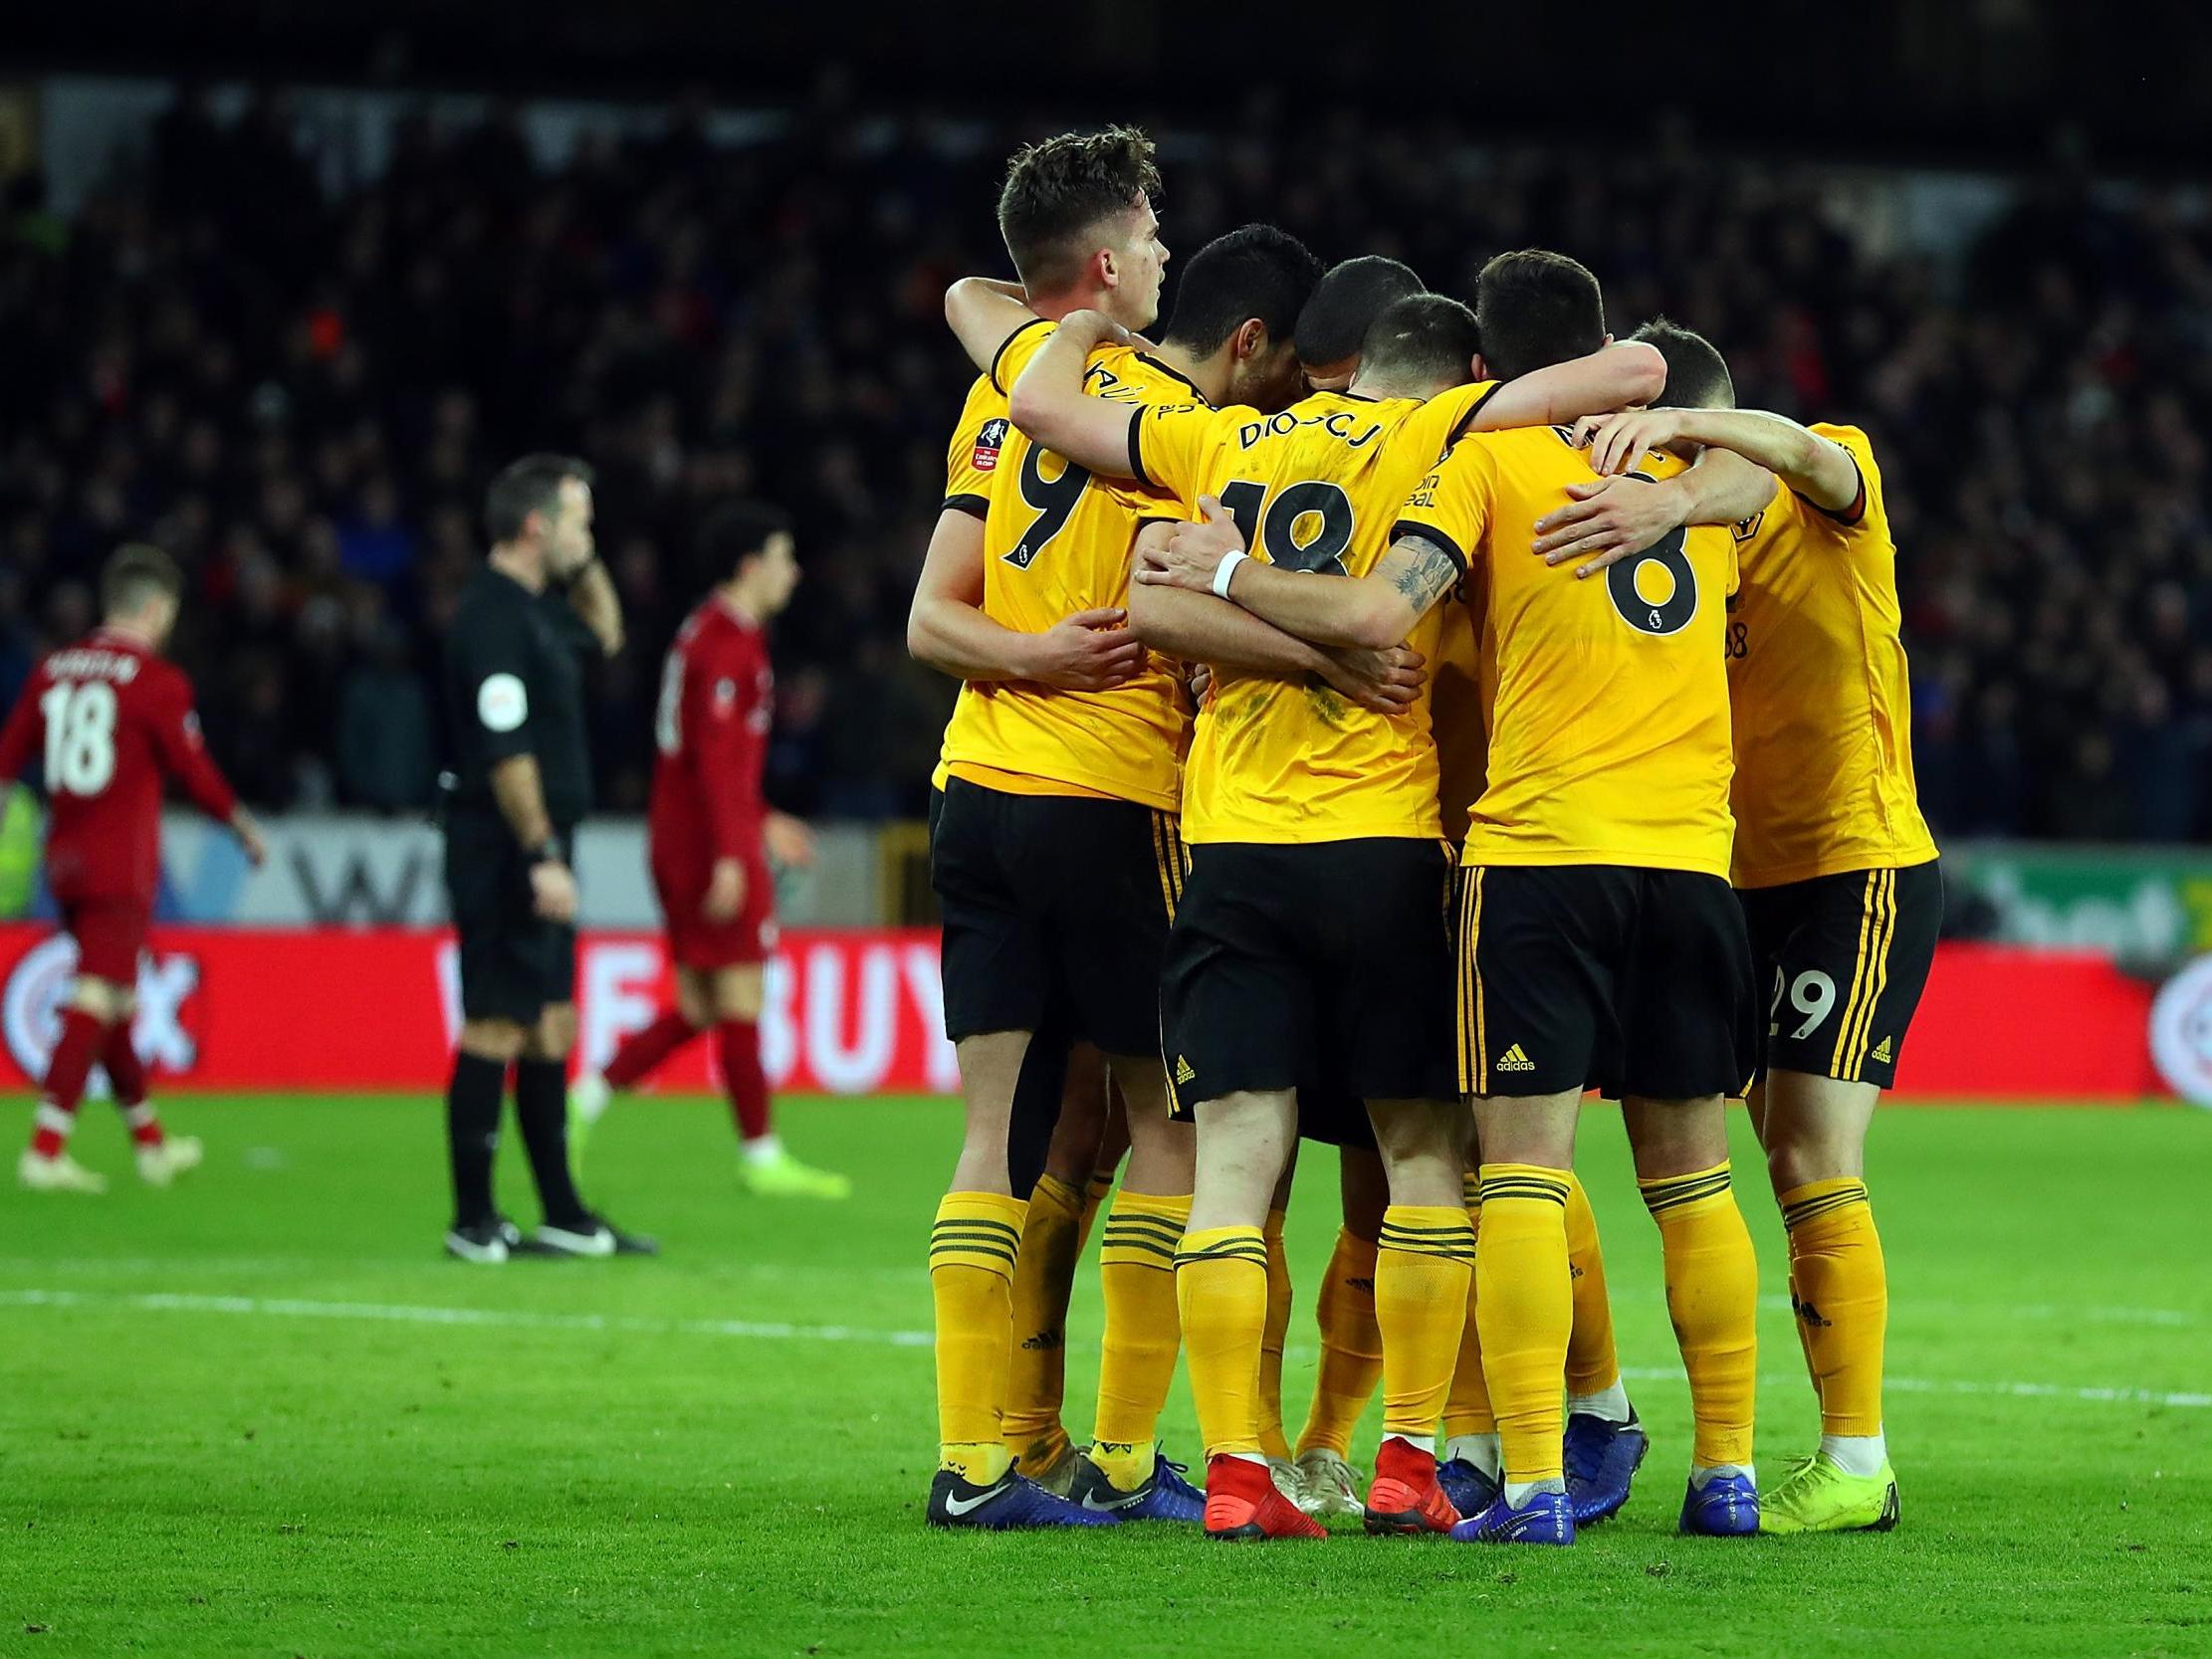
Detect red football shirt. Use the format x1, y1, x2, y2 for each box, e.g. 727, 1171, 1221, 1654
647, 596, 772, 879
0, 629, 240, 906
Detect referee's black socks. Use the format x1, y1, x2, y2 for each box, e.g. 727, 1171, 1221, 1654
514, 1056, 589, 1230
446, 1051, 507, 1230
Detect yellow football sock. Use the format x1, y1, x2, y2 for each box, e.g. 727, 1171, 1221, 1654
1376, 1204, 1474, 1440
1638, 1160, 1759, 1469
1089, 1189, 1192, 1486
1442, 1183, 1493, 1437
1256, 1208, 1293, 1460
1476, 1164, 1573, 1484
1562, 1170, 1622, 1397
1174, 1225, 1268, 1458
1294, 1227, 1383, 1458
931, 1191, 1026, 1482
1780, 1177, 1886, 1438
1001, 1172, 1084, 1473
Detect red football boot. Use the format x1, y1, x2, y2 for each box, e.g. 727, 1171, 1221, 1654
1203, 1453, 1326, 1540
1364, 1435, 1461, 1536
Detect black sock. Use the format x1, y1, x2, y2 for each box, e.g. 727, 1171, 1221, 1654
446, 1051, 507, 1231
514, 1057, 588, 1229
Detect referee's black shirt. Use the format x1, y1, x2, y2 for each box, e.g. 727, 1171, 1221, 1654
443, 563, 596, 830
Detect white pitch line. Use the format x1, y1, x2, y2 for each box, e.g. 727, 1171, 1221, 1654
5, 1266, 2199, 1325
1, 1288, 2203, 1409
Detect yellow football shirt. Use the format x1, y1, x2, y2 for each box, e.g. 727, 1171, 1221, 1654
1127, 382, 1500, 843
1727, 423, 1937, 887
939, 319, 1198, 811
1396, 426, 1739, 878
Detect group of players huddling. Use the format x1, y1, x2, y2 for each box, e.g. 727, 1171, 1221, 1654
909, 125, 1940, 1545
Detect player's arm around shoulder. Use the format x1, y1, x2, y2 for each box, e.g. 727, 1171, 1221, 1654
1467, 339, 1668, 434
1136, 495, 1457, 652
1004, 309, 1145, 477
1531, 408, 1780, 578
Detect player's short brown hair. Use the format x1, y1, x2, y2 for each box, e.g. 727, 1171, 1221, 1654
484, 453, 595, 546
1474, 249, 1606, 381
1295, 255, 1425, 370
1631, 317, 1736, 411
100, 543, 183, 617
996, 125, 1161, 295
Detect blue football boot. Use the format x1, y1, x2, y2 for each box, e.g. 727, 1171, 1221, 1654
1449, 1486, 1575, 1546
1563, 1409, 1649, 1527
1065, 1451, 1206, 1523
926, 1467, 1119, 1530
1678, 1469, 1760, 1537
1436, 1457, 1501, 1520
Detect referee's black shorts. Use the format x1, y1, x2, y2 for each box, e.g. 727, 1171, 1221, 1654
930, 775, 1181, 1060
443, 811, 576, 1024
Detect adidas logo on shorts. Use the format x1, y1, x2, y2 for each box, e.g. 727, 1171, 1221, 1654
1174, 1056, 1197, 1085
1871, 1035, 1893, 1063
1496, 1043, 1536, 1073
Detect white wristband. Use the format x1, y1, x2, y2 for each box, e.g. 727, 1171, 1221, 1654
1212, 548, 1249, 599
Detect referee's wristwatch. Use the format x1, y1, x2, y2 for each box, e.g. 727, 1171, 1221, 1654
530, 836, 566, 868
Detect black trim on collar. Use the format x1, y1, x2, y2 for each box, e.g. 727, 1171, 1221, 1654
1442, 380, 1503, 448
1135, 351, 1209, 402
988, 315, 1054, 395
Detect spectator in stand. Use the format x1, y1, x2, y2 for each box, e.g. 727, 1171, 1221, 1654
0, 86, 2207, 839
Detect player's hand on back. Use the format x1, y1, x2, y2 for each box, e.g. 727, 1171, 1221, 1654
1136, 497, 1245, 593
1056, 308, 1135, 352
230, 809, 269, 869
531, 858, 578, 923
765, 812, 817, 871
1570, 408, 1687, 478
1316, 643, 1427, 716
1028, 608, 1146, 692
1532, 475, 1693, 579
702, 857, 748, 923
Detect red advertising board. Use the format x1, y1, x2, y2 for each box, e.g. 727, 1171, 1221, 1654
0, 926, 2166, 1102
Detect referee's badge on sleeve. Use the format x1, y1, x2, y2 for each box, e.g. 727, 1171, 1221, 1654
478, 673, 528, 732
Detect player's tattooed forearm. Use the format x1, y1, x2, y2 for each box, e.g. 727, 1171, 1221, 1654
1386, 536, 1460, 613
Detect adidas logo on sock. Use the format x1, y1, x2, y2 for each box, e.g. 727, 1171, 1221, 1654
1871, 1035, 1893, 1062
1174, 1056, 1197, 1085
1496, 1044, 1535, 1072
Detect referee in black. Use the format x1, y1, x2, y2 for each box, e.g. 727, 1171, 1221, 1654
440, 454, 653, 1261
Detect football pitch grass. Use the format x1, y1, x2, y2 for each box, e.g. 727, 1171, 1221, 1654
3, 1095, 2207, 1658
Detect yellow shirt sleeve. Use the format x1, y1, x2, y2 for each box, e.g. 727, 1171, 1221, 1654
987, 315, 1056, 396
1129, 402, 1235, 515
1392, 438, 1496, 574
942, 377, 1009, 518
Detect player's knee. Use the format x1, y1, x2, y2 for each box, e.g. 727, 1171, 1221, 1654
1472, 1093, 1580, 1169
460, 1018, 527, 1062
69, 977, 125, 1024
1757, 1073, 1873, 1189
533, 1004, 578, 1060
1763, 1129, 1862, 1192
1621, 1095, 1731, 1180
711, 966, 765, 1024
